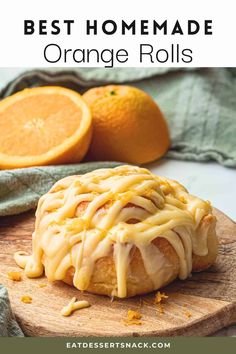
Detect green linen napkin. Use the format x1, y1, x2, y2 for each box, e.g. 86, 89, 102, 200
0, 162, 123, 217
141, 68, 236, 167
0, 285, 24, 337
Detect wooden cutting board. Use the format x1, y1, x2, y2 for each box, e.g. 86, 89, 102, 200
0, 208, 236, 337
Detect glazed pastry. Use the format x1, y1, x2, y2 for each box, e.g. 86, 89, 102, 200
14, 165, 218, 298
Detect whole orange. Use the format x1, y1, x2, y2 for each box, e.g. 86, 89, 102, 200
83, 85, 170, 164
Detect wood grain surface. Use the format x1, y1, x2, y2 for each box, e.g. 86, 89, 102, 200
0, 209, 236, 337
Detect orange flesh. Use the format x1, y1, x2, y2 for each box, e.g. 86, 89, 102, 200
0, 94, 82, 156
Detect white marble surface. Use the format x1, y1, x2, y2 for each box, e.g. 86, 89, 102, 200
146, 158, 236, 221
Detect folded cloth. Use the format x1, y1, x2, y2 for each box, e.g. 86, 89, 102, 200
0, 285, 24, 337
0, 67, 236, 167
0, 162, 123, 217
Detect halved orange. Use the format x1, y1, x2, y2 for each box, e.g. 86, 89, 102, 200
0, 86, 92, 169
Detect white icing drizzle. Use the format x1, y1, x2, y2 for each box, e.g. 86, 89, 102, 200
60, 297, 90, 316
14, 165, 215, 298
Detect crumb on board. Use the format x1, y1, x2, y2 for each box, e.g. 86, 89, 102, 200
8, 271, 22, 281
154, 291, 168, 314
127, 310, 142, 321
60, 297, 90, 317
123, 309, 142, 326
184, 310, 192, 318
38, 283, 47, 288
154, 291, 168, 304
156, 303, 164, 314
21, 296, 32, 304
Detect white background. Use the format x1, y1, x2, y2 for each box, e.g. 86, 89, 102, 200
0, 0, 235, 67
146, 159, 236, 221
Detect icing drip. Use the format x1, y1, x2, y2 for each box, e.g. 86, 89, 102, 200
60, 297, 90, 316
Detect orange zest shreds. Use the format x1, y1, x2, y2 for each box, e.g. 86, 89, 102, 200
8, 271, 22, 281
38, 283, 47, 288
163, 186, 172, 195
123, 310, 142, 326
184, 310, 192, 318
154, 291, 168, 304
123, 319, 142, 326
127, 310, 142, 320
156, 303, 165, 314
154, 292, 168, 314
21, 295, 32, 304
179, 196, 187, 203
